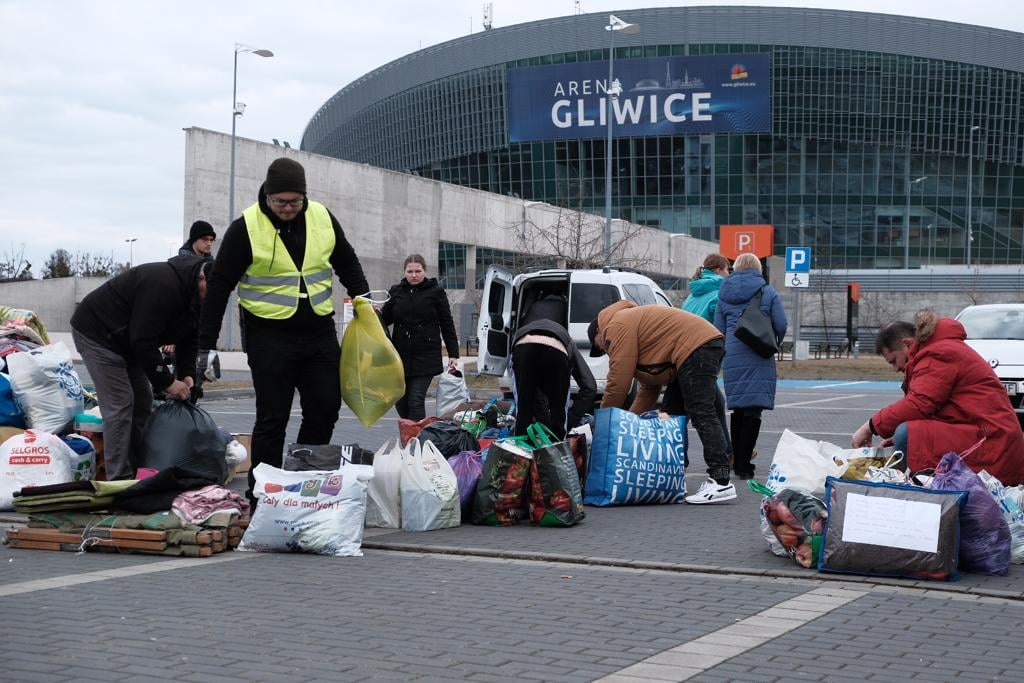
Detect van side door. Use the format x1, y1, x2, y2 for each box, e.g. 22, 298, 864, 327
477, 265, 515, 375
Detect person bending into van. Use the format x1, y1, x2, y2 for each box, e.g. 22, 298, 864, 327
588, 301, 735, 503
852, 310, 1024, 485
511, 319, 596, 439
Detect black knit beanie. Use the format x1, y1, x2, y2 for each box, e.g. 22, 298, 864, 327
264, 157, 307, 195
188, 220, 216, 242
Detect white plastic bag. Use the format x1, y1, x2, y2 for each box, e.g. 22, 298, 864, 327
365, 439, 403, 528
401, 439, 461, 531
978, 470, 1024, 564
0, 429, 75, 510
225, 439, 247, 467
238, 462, 374, 557
62, 434, 96, 482
765, 429, 850, 496
7, 342, 84, 434
436, 368, 470, 417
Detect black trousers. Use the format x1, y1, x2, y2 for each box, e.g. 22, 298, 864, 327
670, 339, 731, 482
245, 326, 341, 499
511, 343, 571, 439
396, 374, 434, 421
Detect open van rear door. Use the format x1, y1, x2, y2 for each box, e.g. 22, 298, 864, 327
477, 265, 514, 375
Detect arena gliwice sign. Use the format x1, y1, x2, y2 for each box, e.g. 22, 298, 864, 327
507, 54, 771, 142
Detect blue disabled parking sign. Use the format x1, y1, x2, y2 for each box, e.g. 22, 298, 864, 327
786, 247, 811, 273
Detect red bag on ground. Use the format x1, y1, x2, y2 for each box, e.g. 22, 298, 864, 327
398, 417, 441, 447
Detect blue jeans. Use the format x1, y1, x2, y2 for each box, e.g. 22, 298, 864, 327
894, 422, 909, 460
397, 375, 434, 421
675, 339, 731, 481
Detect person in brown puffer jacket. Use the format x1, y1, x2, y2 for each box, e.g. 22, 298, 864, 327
588, 301, 735, 504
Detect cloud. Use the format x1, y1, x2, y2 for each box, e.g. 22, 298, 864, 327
2, 0, 1021, 273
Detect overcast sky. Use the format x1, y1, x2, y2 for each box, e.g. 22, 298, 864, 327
2, 0, 1022, 275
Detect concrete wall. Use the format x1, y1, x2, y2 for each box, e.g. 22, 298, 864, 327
0, 277, 106, 336
183, 127, 713, 349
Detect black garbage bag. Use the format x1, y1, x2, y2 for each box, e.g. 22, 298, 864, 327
418, 421, 479, 459
137, 401, 229, 484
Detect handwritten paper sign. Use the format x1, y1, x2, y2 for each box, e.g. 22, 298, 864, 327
841, 492, 941, 553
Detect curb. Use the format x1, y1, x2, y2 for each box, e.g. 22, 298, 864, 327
360, 540, 1024, 601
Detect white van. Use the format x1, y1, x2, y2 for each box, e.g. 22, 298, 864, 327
476, 266, 673, 398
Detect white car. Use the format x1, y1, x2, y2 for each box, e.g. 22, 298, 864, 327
955, 303, 1024, 426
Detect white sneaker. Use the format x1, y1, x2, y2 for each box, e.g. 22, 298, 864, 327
685, 478, 737, 504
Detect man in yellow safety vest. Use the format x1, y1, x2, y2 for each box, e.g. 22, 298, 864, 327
198, 157, 369, 507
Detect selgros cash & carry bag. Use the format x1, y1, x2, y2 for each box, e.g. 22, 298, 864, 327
584, 408, 687, 506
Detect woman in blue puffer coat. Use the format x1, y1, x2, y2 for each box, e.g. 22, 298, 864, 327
714, 253, 788, 479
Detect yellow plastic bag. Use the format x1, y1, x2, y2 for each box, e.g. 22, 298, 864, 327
340, 297, 405, 427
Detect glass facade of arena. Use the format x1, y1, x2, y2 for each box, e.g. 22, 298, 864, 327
308, 42, 1024, 270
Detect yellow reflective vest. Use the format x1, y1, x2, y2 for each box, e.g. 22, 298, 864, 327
237, 201, 336, 319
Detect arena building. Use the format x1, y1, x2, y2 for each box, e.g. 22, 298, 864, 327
302, 6, 1024, 271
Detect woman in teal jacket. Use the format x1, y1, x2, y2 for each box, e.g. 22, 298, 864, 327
666, 254, 733, 466
682, 254, 730, 321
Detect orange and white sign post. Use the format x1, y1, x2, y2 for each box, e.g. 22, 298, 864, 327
719, 224, 774, 260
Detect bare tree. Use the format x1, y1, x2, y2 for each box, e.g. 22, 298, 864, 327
74, 252, 120, 277
0, 244, 33, 282
507, 205, 654, 271
859, 290, 901, 331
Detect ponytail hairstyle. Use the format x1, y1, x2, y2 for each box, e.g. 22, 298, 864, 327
693, 253, 730, 280
403, 254, 427, 270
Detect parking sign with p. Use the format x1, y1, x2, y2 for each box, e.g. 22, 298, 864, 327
719, 225, 774, 260
786, 247, 811, 273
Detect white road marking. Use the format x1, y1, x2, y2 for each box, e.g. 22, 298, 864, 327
775, 394, 866, 408
807, 381, 868, 389
598, 586, 868, 682
0, 553, 254, 598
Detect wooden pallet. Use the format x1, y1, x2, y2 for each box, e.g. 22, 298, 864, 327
5, 522, 247, 557
7, 529, 167, 552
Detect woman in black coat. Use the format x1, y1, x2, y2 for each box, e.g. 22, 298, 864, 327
381, 254, 461, 420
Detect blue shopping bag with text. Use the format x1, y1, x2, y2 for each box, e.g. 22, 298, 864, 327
583, 407, 687, 506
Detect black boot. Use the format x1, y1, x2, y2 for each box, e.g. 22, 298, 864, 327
737, 415, 762, 480
730, 411, 746, 475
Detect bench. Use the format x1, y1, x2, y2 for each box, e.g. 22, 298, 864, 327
778, 330, 851, 359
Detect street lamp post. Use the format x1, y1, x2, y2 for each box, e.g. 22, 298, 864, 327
125, 238, 137, 269
904, 175, 927, 268
666, 232, 688, 265
966, 125, 981, 267
229, 43, 274, 227
603, 14, 639, 261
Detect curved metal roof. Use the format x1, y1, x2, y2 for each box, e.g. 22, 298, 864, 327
302, 6, 1024, 148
